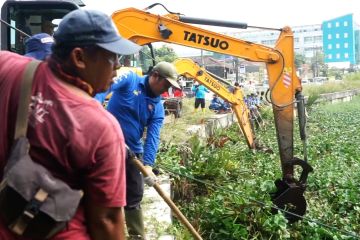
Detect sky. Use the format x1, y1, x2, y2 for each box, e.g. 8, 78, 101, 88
1, 0, 359, 55
1, 0, 359, 29
83, 0, 360, 28
82, 0, 360, 56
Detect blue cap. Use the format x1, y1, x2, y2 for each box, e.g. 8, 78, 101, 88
53, 9, 141, 55
25, 33, 54, 60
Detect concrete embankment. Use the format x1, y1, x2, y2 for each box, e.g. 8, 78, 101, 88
187, 89, 360, 139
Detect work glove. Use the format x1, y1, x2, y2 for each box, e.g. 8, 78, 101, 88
144, 165, 157, 178
144, 165, 157, 186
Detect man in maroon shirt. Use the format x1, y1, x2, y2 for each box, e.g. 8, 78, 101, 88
0, 9, 140, 240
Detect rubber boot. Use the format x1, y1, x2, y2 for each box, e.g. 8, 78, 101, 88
125, 208, 146, 240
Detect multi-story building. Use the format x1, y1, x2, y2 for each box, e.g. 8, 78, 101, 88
225, 24, 323, 59
222, 14, 360, 68
322, 14, 360, 68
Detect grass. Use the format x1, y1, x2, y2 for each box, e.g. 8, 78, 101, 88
161, 77, 360, 145
302, 79, 360, 97
158, 95, 360, 239
160, 98, 215, 144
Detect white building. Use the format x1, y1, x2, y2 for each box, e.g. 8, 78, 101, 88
223, 24, 323, 59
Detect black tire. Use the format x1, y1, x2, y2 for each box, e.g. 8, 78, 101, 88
174, 101, 182, 118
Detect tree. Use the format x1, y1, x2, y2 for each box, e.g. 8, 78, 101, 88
311, 51, 328, 77
135, 44, 178, 73
154, 44, 178, 63
295, 53, 306, 69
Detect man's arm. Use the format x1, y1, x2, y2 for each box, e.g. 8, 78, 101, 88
81, 116, 127, 240
143, 107, 164, 166
85, 202, 125, 240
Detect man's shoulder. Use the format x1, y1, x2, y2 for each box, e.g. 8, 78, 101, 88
0, 50, 18, 58
0, 51, 30, 68
113, 70, 144, 90
117, 69, 143, 81
0, 51, 32, 88
0, 50, 26, 60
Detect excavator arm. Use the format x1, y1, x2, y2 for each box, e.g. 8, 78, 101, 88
112, 7, 313, 221
111, 8, 299, 156
173, 58, 255, 148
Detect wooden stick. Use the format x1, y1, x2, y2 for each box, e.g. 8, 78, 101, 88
132, 157, 203, 240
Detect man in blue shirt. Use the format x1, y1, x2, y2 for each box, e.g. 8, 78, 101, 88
191, 82, 209, 112
95, 62, 179, 239
209, 94, 223, 112
209, 94, 231, 113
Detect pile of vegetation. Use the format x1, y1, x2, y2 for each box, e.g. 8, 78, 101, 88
156, 96, 360, 239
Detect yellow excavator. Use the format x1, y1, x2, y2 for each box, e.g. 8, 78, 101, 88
1, 0, 313, 222
111, 4, 313, 222
173, 58, 254, 149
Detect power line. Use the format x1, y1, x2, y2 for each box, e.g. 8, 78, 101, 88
159, 164, 360, 239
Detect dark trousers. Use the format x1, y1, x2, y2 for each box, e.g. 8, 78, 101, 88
125, 153, 144, 210
194, 98, 205, 109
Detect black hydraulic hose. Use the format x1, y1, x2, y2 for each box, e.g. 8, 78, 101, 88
179, 16, 248, 29
145, 3, 280, 31
143, 3, 181, 15
179, 16, 282, 31
296, 91, 308, 162
296, 92, 307, 141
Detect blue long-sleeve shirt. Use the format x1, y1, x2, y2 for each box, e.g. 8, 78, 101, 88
191, 85, 209, 99
209, 97, 223, 110
95, 71, 164, 166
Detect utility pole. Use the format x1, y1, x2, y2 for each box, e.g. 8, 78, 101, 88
315, 50, 318, 77
201, 49, 204, 67
234, 58, 239, 83
223, 55, 226, 78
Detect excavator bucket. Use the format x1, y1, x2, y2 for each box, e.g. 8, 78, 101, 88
271, 180, 307, 223
270, 157, 313, 222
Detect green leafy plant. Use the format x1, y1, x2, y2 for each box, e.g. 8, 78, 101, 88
157, 96, 360, 239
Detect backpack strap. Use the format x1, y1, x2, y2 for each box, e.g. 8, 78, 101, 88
14, 60, 41, 140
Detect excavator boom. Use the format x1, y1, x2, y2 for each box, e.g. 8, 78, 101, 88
112, 8, 280, 62
112, 6, 313, 221
111, 7, 300, 170
173, 58, 255, 148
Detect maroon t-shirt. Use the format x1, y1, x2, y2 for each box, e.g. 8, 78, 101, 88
0, 51, 126, 239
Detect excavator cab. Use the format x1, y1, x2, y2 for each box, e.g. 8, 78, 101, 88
0, 0, 82, 54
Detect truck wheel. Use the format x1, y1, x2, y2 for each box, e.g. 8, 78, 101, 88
174, 102, 182, 118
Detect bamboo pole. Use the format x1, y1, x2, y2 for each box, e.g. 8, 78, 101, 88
131, 156, 203, 240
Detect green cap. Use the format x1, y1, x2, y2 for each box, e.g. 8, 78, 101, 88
153, 62, 180, 89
